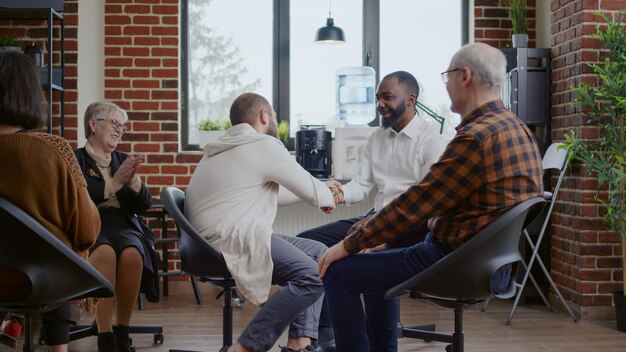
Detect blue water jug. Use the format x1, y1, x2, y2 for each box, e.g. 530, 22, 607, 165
336, 66, 376, 126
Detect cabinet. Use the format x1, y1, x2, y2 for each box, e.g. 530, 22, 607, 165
0, 7, 64, 136
501, 48, 551, 152
501, 48, 552, 303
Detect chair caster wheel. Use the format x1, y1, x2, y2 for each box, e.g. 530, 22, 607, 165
154, 332, 164, 344
445, 344, 453, 352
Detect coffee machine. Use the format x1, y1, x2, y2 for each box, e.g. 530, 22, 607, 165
295, 125, 332, 178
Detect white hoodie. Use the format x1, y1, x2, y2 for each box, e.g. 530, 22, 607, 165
185, 123, 334, 305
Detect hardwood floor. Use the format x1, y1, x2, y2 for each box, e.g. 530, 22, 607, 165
4, 281, 624, 351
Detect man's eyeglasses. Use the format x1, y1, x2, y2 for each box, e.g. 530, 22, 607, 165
441, 68, 463, 84
96, 118, 129, 133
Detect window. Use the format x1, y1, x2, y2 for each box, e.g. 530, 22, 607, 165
183, 0, 273, 146
182, 0, 468, 149
380, 0, 465, 137
289, 0, 362, 136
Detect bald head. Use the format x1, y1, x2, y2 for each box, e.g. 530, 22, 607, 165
450, 42, 506, 92
230, 93, 273, 126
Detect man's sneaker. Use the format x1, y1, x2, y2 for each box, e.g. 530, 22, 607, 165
279, 345, 315, 352
0, 313, 23, 348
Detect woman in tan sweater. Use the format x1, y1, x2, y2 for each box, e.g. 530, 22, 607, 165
0, 52, 100, 351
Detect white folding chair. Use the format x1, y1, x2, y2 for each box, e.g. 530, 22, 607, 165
505, 142, 578, 325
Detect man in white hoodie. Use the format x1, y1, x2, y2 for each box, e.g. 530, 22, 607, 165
185, 93, 336, 352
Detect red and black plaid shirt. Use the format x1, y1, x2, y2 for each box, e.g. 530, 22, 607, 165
344, 100, 543, 253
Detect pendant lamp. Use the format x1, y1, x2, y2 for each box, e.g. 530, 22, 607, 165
315, 0, 345, 44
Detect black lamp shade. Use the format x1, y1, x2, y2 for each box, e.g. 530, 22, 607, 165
315, 17, 345, 44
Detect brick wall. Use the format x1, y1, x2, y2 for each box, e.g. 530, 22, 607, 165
101, 0, 196, 275
474, 0, 537, 48
549, 0, 626, 320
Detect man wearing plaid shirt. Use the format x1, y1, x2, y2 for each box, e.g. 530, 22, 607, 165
318, 42, 544, 352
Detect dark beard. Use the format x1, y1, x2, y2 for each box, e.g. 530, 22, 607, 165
381, 100, 407, 129
266, 124, 277, 138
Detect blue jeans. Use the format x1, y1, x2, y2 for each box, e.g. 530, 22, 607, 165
322, 233, 453, 352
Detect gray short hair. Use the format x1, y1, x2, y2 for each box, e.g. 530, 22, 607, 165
450, 43, 506, 91
83, 101, 128, 139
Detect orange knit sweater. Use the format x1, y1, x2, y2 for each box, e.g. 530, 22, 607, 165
0, 132, 100, 257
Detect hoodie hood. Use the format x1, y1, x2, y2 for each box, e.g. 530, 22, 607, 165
204, 123, 281, 157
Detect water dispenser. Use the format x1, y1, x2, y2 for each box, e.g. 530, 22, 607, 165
336, 66, 377, 126
333, 66, 377, 179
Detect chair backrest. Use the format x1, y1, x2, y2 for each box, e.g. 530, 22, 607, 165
542, 142, 568, 172
159, 187, 231, 278
0, 197, 113, 308
385, 197, 545, 302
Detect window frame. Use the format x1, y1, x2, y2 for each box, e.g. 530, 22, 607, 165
181, 0, 469, 151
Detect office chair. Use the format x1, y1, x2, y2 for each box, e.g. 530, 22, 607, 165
142, 205, 203, 307
504, 142, 578, 325
160, 187, 237, 352
385, 197, 546, 352
0, 196, 114, 352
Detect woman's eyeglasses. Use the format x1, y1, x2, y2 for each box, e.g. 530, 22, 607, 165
96, 118, 129, 133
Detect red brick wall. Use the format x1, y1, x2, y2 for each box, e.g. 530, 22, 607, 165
474, 0, 537, 48
102, 0, 197, 199
548, 0, 626, 320
101, 0, 196, 274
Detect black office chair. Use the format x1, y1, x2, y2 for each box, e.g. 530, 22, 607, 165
385, 197, 546, 352
160, 187, 237, 352
0, 196, 114, 352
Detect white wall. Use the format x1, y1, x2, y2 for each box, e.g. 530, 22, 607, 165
535, 0, 551, 48
77, 0, 105, 146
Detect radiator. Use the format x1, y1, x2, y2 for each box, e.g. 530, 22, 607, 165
273, 191, 375, 236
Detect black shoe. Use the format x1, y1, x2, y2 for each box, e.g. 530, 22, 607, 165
97, 332, 117, 352
316, 340, 336, 352
113, 325, 134, 352
279, 345, 315, 352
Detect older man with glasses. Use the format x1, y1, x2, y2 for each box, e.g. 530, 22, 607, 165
318, 42, 544, 352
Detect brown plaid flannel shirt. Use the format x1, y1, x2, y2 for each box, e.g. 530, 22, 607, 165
344, 100, 544, 253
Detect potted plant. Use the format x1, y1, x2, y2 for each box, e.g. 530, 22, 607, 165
0, 34, 21, 53
277, 120, 290, 146
506, 0, 528, 48
562, 12, 626, 332
197, 117, 231, 147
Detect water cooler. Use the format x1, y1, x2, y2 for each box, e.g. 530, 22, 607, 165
332, 66, 377, 179
295, 125, 332, 178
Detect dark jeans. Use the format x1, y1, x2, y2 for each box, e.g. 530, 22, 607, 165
297, 216, 366, 342
322, 233, 453, 352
